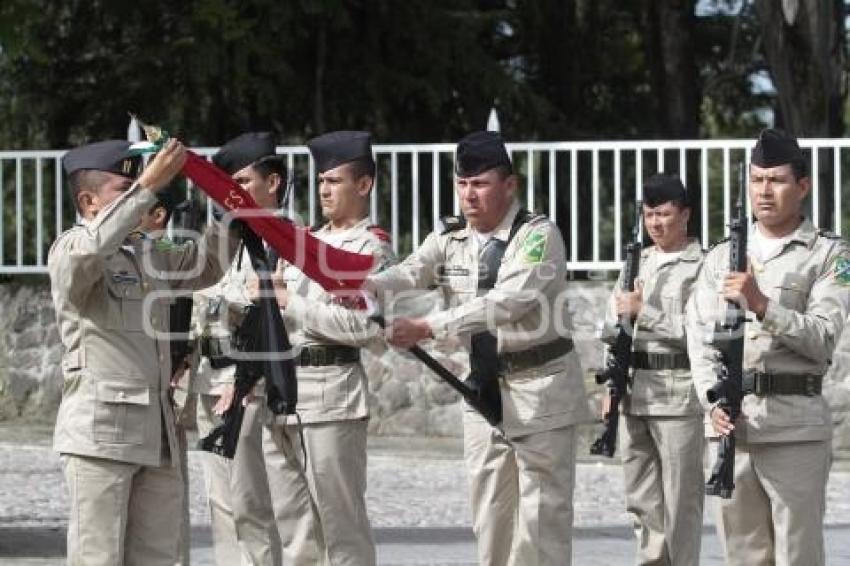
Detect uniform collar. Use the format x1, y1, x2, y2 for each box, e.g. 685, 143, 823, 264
640, 237, 702, 262
453, 200, 521, 241
753, 216, 817, 250
315, 216, 371, 243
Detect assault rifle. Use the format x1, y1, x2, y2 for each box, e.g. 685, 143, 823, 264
705, 165, 748, 499
369, 315, 501, 427
198, 222, 298, 458
590, 202, 643, 457
168, 198, 202, 377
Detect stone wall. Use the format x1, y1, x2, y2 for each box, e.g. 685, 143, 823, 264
2, 280, 850, 456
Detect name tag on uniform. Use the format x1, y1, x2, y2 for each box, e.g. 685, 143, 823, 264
441, 266, 470, 277
110, 272, 139, 285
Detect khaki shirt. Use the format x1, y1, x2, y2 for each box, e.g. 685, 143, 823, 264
603, 238, 704, 416
192, 246, 258, 395
686, 218, 850, 443
276, 217, 395, 424
49, 183, 236, 466
366, 202, 592, 438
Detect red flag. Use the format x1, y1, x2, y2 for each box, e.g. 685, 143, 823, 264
182, 151, 374, 292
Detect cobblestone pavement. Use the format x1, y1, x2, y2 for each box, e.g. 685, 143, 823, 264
1, 431, 849, 564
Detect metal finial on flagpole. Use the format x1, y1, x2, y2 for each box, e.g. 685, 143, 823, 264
487, 106, 501, 132
127, 114, 141, 142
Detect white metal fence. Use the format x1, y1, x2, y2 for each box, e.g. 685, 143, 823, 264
2, 139, 849, 275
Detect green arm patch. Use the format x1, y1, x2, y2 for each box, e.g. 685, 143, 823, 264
521, 231, 547, 263
833, 256, 850, 286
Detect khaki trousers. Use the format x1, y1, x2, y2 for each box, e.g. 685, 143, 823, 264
464, 419, 577, 566
621, 414, 704, 566
263, 418, 375, 566
174, 426, 191, 566
712, 440, 830, 566
197, 394, 280, 566
62, 453, 183, 566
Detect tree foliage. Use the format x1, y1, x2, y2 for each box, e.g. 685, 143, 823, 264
0, 0, 847, 149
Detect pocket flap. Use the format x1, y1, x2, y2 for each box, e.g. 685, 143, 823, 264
96, 382, 150, 405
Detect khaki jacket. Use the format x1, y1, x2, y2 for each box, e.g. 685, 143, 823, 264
366, 202, 592, 438
49, 183, 236, 466
192, 246, 259, 395
274, 217, 395, 424
686, 218, 850, 443
602, 239, 704, 416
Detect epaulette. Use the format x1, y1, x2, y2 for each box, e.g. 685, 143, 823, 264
367, 224, 391, 244
817, 228, 842, 240
440, 214, 467, 234
707, 236, 730, 251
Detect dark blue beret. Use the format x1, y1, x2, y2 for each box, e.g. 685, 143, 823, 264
455, 131, 512, 177
63, 140, 141, 178
307, 131, 374, 174
213, 132, 276, 175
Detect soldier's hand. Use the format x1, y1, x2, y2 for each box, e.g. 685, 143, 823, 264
600, 393, 612, 418
615, 282, 643, 318
710, 404, 735, 436
138, 139, 187, 193
246, 272, 287, 308
386, 317, 433, 349
722, 260, 768, 319
213, 384, 235, 415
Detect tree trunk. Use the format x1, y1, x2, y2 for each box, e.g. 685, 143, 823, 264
755, 0, 846, 136
643, 0, 700, 139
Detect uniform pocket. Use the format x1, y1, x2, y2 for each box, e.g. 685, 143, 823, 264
105, 272, 145, 332
92, 381, 151, 445
775, 273, 809, 313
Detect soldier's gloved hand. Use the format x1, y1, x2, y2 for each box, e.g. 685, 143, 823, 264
386, 317, 433, 349
710, 404, 736, 436
722, 259, 769, 319
615, 282, 643, 319
138, 139, 187, 193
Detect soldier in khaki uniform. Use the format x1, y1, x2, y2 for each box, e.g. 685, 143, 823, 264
600, 174, 704, 565
687, 128, 850, 566
49, 139, 237, 565
364, 131, 591, 566
260, 131, 394, 566
192, 133, 283, 565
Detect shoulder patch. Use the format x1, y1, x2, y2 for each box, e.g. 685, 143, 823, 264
818, 228, 842, 240
440, 215, 466, 234
367, 225, 391, 244
708, 236, 730, 251
831, 254, 850, 286
521, 230, 548, 263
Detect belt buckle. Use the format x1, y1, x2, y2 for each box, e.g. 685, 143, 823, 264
804, 375, 817, 396
757, 372, 774, 396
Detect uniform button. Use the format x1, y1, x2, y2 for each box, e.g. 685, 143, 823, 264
142, 282, 150, 291
749, 332, 759, 340
117, 391, 126, 400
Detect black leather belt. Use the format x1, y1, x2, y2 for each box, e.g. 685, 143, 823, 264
631, 351, 690, 371
499, 337, 574, 374
298, 345, 360, 367
743, 372, 822, 396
